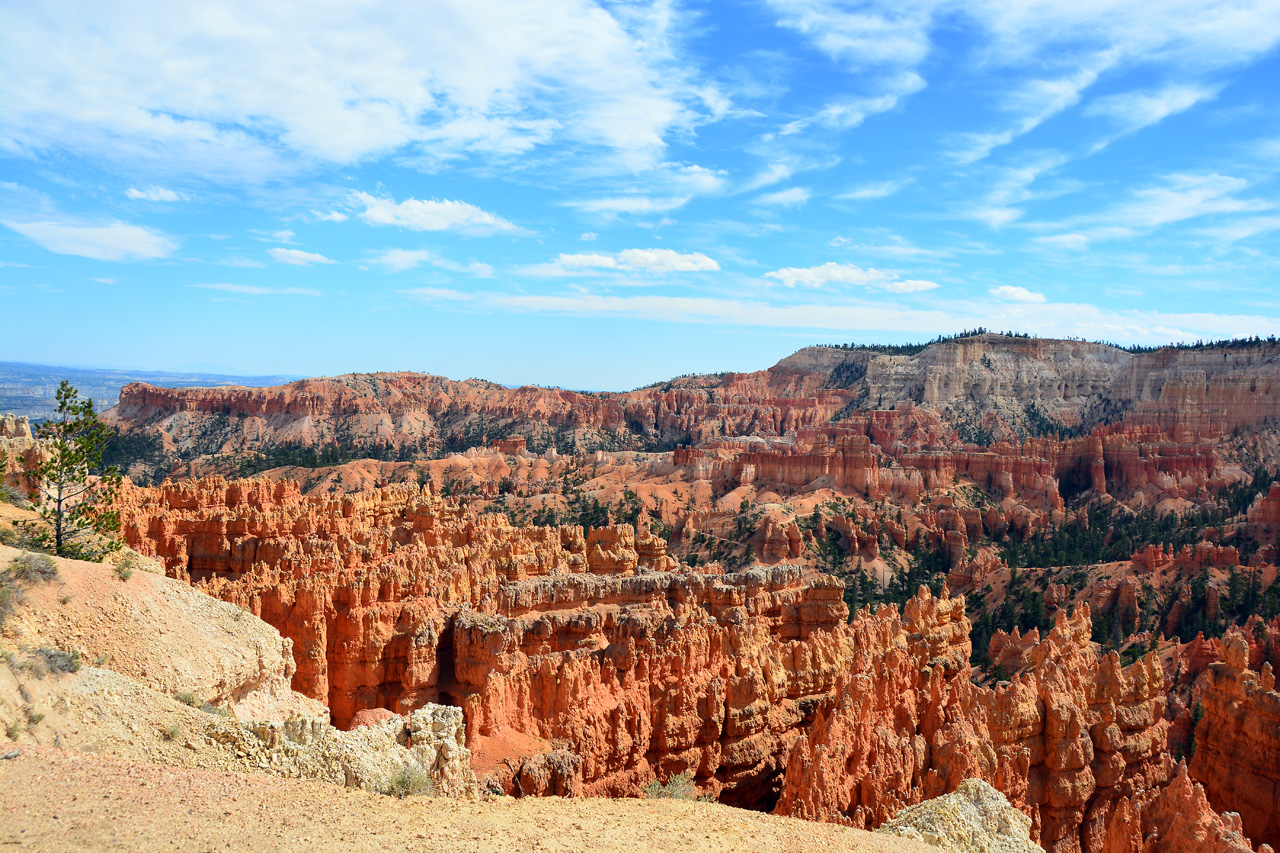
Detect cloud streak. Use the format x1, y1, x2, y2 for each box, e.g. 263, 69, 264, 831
3, 219, 177, 261
268, 247, 336, 265
764, 262, 938, 293
355, 192, 517, 234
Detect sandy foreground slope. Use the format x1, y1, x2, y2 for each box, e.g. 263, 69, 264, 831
0, 745, 931, 853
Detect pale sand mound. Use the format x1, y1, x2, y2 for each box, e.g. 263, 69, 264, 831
878, 780, 1038, 853
0, 542, 323, 721
0, 745, 932, 853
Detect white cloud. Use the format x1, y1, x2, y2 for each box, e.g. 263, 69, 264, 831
0, 0, 715, 178
1035, 173, 1272, 244
354, 191, 516, 233
948, 66, 1103, 163
742, 162, 794, 192
769, 2, 933, 69
433, 258, 495, 277
251, 229, 296, 243
555, 253, 620, 269
193, 283, 321, 296
989, 285, 1046, 303
961, 152, 1071, 228
779, 72, 925, 136
572, 195, 692, 215
570, 163, 727, 217
1200, 215, 1280, 243
770, 0, 1280, 161
402, 286, 474, 302
3, 219, 177, 260
372, 248, 493, 276
125, 186, 183, 201
580, 232, 598, 241
533, 248, 719, 275
1085, 84, 1219, 134
754, 187, 810, 207
836, 180, 906, 201
93, 277, 116, 284
404, 286, 1280, 345
1106, 174, 1268, 231
268, 247, 336, 265
372, 249, 433, 271
764, 261, 937, 292
616, 248, 719, 272
312, 210, 348, 222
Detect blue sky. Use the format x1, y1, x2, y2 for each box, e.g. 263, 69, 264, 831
2, 0, 1279, 390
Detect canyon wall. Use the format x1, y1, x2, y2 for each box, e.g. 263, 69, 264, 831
102, 337, 1280, 467
115, 475, 1270, 852
1189, 630, 1280, 848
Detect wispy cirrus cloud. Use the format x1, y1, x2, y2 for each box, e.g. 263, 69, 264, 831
371, 249, 434, 272
193, 283, 321, 296
3, 219, 177, 260
1032, 173, 1272, 245
753, 187, 810, 207
835, 180, 908, 201
125, 186, 184, 201
1084, 84, 1220, 137
370, 248, 493, 276
403, 286, 1279, 346
989, 285, 1046, 303
530, 248, 719, 276
764, 261, 937, 293
268, 247, 336, 265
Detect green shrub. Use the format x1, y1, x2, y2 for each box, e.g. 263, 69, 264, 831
7, 551, 58, 584
643, 771, 697, 800
30, 647, 81, 677
163, 723, 182, 741
175, 691, 199, 707
200, 701, 234, 719
382, 764, 435, 798
0, 583, 17, 630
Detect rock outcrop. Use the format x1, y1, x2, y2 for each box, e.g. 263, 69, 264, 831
112, 474, 1276, 851
877, 779, 1040, 853
777, 602, 1182, 853
1, 543, 323, 722
101, 337, 1280, 470
1189, 630, 1280, 848
0, 545, 477, 800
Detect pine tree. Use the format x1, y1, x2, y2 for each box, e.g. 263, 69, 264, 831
19, 381, 122, 559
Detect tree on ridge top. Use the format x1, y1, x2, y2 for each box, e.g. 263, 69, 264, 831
20, 380, 122, 560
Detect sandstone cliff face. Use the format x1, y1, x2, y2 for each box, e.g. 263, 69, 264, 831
115, 477, 851, 805
776, 602, 1178, 853
102, 338, 1280, 473
1105, 343, 1280, 434
115, 475, 1272, 851
1189, 630, 1280, 848
0, 414, 33, 440
0, 413, 43, 494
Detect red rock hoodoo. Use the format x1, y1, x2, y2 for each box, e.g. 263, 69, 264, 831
116, 475, 1271, 852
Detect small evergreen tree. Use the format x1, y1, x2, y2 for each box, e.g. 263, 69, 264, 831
19, 381, 122, 559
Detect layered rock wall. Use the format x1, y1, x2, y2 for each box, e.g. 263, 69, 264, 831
116, 476, 1272, 852
1189, 630, 1280, 848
